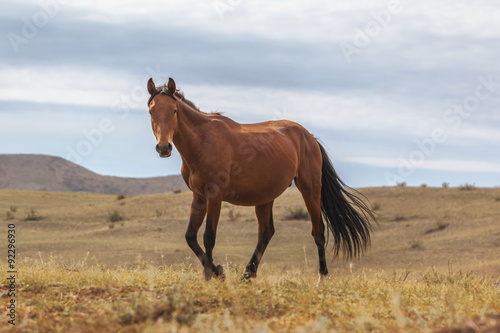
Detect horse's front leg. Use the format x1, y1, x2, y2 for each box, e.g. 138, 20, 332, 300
203, 194, 224, 280
185, 193, 212, 277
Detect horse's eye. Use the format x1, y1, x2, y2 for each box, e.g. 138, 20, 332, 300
173, 109, 177, 114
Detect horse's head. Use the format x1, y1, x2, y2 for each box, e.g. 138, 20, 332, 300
147, 77, 178, 158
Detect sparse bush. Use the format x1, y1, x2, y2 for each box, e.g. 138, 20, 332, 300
442, 182, 449, 188
155, 209, 164, 218
107, 210, 124, 229
286, 207, 309, 220
117, 195, 126, 200
372, 202, 381, 211
420, 184, 427, 188
396, 181, 407, 187
173, 189, 182, 194
10, 205, 17, 213
393, 214, 406, 222
495, 195, 500, 202
108, 210, 123, 223
409, 239, 424, 250
25, 209, 43, 221
425, 222, 449, 234
437, 222, 449, 230
458, 183, 476, 191
228, 209, 241, 221
5, 211, 14, 220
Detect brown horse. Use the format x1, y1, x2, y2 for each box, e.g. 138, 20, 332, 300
147, 77, 374, 280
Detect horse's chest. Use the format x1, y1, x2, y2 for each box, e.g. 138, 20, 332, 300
182, 170, 208, 197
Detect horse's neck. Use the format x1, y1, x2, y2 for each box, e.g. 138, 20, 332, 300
173, 102, 210, 164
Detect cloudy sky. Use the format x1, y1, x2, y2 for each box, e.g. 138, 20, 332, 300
1, 0, 499, 187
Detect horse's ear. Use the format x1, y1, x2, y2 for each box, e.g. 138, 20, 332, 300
167, 77, 176, 95
147, 78, 156, 95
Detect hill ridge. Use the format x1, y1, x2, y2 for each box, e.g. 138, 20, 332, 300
0, 154, 188, 195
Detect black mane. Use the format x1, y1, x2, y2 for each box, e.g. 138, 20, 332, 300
149, 84, 222, 116
174, 90, 200, 111
148, 85, 200, 111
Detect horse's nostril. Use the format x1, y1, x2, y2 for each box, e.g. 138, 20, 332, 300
156, 143, 173, 156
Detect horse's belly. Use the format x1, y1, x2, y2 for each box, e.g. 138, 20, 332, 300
223, 174, 293, 206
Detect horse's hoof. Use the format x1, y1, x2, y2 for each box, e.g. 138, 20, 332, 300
203, 267, 213, 281
241, 272, 256, 281
214, 265, 225, 281
316, 273, 329, 286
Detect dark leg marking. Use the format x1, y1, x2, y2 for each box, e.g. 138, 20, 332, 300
244, 201, 275, 280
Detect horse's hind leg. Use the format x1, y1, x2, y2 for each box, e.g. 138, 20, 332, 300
295, 176, 328, 277
244, 201, 275, 279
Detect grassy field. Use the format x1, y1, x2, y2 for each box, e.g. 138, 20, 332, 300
1, 261, 500, 332
1, 186, 500, 331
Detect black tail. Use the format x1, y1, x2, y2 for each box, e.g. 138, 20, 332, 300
317, 141, 375, 260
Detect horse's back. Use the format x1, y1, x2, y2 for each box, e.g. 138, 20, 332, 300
182, 116, 321, 205
212, 119, 319, 204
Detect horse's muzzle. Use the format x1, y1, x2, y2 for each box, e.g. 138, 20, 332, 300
156, 143, 173, 158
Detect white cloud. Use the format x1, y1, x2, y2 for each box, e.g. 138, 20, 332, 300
3, 64, 497, 147
452, 127, 500, 144
0, 66, 138, 107
2, 0, 500, 184
0, 66, 433, 135
171, 82, 436, 135
19, 0, 493, 44
347, 157, 500, 173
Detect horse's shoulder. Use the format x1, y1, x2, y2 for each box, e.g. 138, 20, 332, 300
207, 115, 239, 130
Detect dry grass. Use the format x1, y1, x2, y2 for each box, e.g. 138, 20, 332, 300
1, 187, 500, 274
1, 259, 499, 333
1, 186, 500, 331
359, 186, 500, 276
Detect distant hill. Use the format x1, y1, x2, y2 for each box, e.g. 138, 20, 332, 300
0, 154, 188, 195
